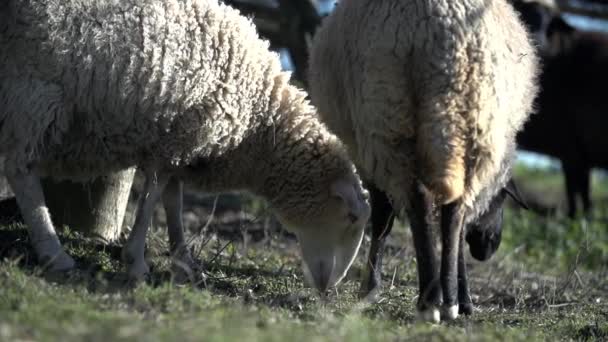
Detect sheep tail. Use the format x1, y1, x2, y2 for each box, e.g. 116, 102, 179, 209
416, 118, 467, 205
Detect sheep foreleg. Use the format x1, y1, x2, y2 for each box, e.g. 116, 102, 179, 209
162, 177, 197, 284
359, 185, 394, 301
122, 172, 170, 282
440, 200, 465, 320
6, 170, 75, 271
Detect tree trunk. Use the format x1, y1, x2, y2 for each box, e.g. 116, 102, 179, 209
42, 168, 136, 243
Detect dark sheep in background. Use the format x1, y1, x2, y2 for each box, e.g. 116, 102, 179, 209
512, 0, 608, 218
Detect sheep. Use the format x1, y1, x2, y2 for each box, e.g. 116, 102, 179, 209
0, 0, 371, 291
308, 0, 537, 321
512, 0, 608, 218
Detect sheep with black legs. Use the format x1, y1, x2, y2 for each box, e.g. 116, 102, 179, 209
309, 0, 537, 321
0, 0, 371, 291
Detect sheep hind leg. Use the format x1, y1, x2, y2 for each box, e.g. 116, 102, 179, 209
6, 170, 75, 271
563, 162, 580, 218
121, 172, 170, 283
407, 182, 441, 323
457, 233, 473, 315
162, 177, 198, 284
579, 167, 592, 218
440, 200, 465, 320
359, 184, 395, 301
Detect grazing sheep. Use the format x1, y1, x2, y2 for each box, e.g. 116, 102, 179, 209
309, 0, 537, 321
512, 0, 608, 218
0, 0, 371, 291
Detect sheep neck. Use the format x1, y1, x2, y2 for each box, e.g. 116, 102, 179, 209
183, 81, 350, 206
247, 92, 350, 204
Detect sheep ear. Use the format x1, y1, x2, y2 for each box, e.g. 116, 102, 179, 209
331, 178, 369, 223
504, 179, 529, 210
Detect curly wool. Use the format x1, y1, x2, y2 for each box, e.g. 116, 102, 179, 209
0, 0, 355, 209
309, 0, 538, 223
0, 0, 277, 170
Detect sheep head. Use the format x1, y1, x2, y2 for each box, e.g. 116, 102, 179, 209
271, 174, 371, 293
466, 178, 527, 261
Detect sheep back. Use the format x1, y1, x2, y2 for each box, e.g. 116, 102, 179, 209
0, 0, 283, 179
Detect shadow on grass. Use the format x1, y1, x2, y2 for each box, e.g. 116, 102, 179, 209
0, 224, 317, 314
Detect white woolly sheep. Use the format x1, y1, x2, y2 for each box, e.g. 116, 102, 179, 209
0, 0, 371, 291
309, 0, 537, 321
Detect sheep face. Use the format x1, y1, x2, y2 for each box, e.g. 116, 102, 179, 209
465, 189, 507, 261
466, 179, 527, 261
273, 176, 371, 293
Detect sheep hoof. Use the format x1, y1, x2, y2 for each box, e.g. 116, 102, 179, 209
126, 260, 150, 283
122, 248, 150, 283
459, 302, 474, 316
171, 249, 199, 285
417, 306, 441, 323
39, 250, 76, 272
441, 304, 459, 321
33, 237, 76, 272
358, 270, 381, 302
358, 283, 381, 303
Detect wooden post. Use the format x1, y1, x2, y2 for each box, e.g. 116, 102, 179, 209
41, 168, 136, 242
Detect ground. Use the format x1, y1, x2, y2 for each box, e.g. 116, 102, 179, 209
0, 165, 607, 341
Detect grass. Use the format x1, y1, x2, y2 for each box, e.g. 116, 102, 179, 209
0, 165, 607, 341
512, 162, 608, 215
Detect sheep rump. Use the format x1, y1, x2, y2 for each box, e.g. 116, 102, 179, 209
309, 0, 538, 222
309, 0, 538, 321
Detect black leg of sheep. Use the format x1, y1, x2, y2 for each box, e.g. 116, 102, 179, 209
162, 178, 199, 284
563, 162, 581, 218
360, 182, 475, 318
563, 161, 592, 218
580, 170, 592, 215
407, 182, 442, 322
440, 201, 466, 320
359, 185, 395, 301
457, 235, 473, 315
